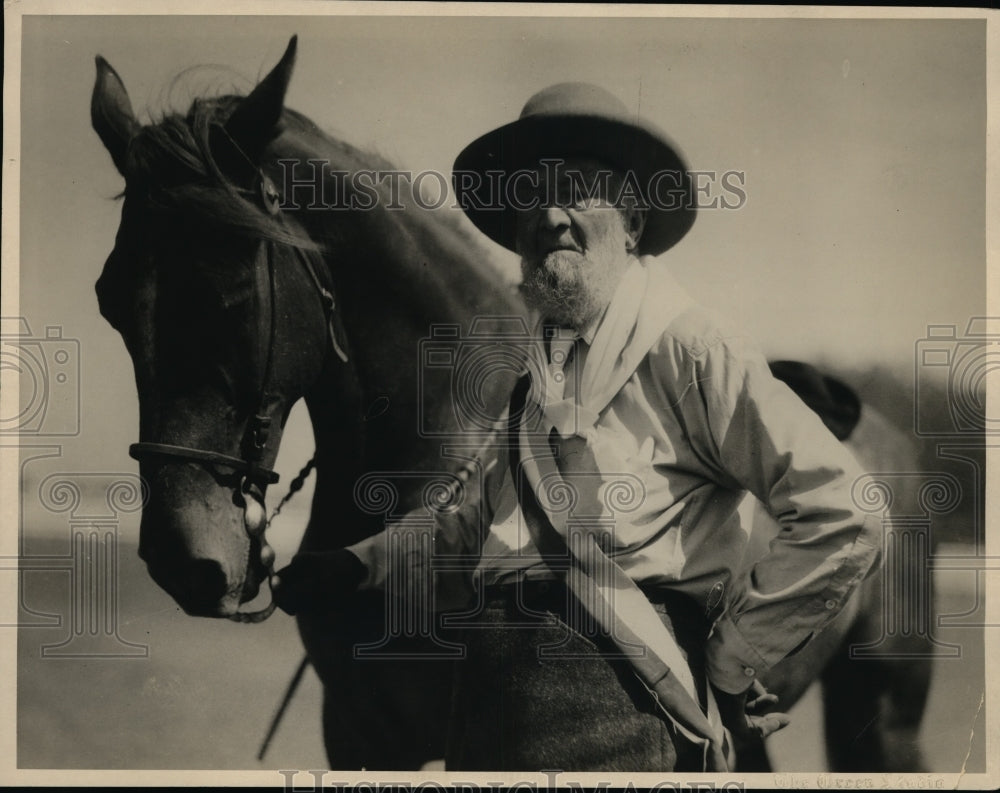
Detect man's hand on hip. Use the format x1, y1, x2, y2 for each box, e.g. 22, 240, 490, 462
713, 679, 791, 741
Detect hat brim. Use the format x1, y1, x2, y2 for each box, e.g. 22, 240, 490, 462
453, 114, 696, 256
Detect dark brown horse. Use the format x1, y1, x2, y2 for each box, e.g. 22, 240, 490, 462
91, 37, 930, 771
92, 36, 526, 768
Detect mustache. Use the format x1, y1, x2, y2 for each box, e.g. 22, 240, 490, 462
522, 247, 584, 274
542, 242, 581, 255
537, 233, 582, 256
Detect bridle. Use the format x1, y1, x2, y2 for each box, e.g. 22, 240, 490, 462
128, 163, 349, 622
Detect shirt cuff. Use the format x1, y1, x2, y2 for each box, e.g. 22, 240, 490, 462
705, 611, 770, 694
343, 532, 385, 591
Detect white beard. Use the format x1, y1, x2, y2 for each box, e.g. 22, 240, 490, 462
520, 249, 626, 329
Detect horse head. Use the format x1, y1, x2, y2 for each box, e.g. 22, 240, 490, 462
91, 37, 340, 617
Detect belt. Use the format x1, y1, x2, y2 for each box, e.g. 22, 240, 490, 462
482, 579, 708, 637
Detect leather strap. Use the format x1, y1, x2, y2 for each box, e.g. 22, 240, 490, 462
128, 442, 280, 484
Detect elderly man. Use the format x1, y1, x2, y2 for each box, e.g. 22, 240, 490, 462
274, 83, 882, 772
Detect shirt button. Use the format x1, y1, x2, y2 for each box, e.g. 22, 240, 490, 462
825, 599, 838, 610
743, 666, 755, 677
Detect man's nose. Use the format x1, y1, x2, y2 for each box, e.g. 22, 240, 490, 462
539, 205, 572, 230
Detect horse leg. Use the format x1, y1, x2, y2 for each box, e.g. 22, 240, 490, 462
821, 641, 888, 771
733, 734, 772, 772
820, 540, 933, 772
878, 656, 932, 771
299, 595, 454, 770
320, 656, 454, 770
821, 642, 932, 772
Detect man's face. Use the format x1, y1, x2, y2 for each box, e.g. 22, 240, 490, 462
514, 157, 645, 330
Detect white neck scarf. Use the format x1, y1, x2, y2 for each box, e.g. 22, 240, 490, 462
528, 255, 691, 440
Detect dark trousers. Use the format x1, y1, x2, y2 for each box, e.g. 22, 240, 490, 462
444, 580, 709, 772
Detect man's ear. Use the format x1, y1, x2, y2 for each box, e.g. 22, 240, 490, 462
623, 207, 648, 253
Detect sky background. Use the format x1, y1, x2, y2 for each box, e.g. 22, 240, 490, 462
9, 12, 989, 487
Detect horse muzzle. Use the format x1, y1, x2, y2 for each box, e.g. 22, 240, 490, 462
136, 462, 260, 617
139, 546, 239, 616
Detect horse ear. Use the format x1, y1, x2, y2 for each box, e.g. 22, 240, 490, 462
224, 35, 297, 165
92, 56, 141, 177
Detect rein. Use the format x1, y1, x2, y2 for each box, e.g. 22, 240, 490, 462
129, 164, 347, 623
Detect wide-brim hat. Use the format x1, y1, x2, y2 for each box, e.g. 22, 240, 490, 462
453, 82, 696, 256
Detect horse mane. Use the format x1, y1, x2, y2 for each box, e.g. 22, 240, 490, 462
120, 96, 313, 249
120, 92, 519, 305
272, 107, 520, 304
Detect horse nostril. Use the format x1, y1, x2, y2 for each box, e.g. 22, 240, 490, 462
184, 558, 230, 608
146, 555, 231, 615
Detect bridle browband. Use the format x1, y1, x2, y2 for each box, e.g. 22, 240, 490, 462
128, 149, 349, 622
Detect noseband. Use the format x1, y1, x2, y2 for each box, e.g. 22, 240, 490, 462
129, 166, 349, 622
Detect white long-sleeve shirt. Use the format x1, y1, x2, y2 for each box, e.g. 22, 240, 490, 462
348, 256, 882, 694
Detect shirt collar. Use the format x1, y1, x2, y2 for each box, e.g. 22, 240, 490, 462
577, 308, 602, 346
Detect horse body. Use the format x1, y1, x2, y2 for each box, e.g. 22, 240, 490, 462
92, 38, 928, 771
283, 126, 528, 768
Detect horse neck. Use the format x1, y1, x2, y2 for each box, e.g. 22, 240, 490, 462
292, 193, 520, 550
